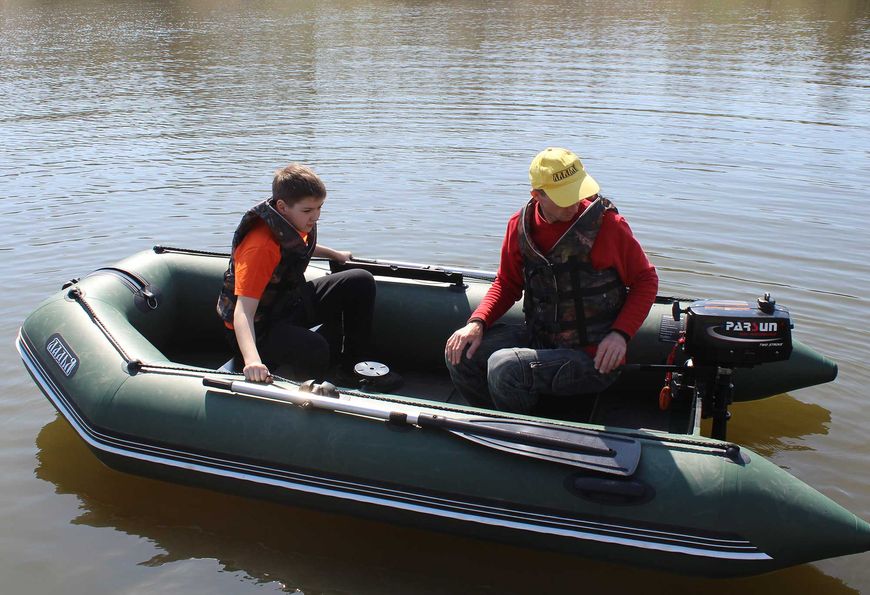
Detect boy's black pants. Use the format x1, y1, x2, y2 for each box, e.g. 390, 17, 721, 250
227, 268, 375, 380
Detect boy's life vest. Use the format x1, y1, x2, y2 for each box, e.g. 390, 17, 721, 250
518, 196, 627, 349
216, 198, 317, 328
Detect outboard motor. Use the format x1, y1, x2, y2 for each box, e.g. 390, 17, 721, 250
682, 294, 792, 366
669, 293, 792, 440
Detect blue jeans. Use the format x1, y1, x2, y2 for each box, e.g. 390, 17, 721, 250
445, 323, 620, 414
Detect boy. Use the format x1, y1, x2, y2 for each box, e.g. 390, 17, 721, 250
217, 164, 375, 383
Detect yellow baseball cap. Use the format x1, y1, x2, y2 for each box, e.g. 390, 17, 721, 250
528, 147, 600, 207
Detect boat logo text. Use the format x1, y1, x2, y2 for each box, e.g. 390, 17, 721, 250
723, 321, 778, 333
706, 320, 783, 344
45, 334, 79, 378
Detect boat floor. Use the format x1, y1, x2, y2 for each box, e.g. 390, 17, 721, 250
168, 349, 696, 435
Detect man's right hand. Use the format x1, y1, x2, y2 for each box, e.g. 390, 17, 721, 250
445, 320, 484, 366
243, 360, 272, 383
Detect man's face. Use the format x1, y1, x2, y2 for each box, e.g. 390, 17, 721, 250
276, 196, 324, 233
532, 189, 580, 223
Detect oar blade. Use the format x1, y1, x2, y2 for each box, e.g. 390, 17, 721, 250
453, 419, 641, 476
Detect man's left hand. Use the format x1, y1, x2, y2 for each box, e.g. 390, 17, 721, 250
594, 331, 627, 374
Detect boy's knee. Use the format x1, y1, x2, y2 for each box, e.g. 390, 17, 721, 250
346, 268, 375, 292
292, 333, 331, 379
311, 330, 331, 353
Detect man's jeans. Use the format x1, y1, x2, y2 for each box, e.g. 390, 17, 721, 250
445, 323, 620, 414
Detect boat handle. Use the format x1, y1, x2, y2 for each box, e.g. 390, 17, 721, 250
572, 477, 649, 502
204, 377, 234, 390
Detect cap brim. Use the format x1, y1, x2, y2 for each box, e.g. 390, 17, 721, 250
546, 173, 600, 207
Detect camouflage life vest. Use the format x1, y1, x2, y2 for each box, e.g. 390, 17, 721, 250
519, 196, 627, 349
216, 199, 317, 326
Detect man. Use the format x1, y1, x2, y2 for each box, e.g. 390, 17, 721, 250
444, 148, 658, 413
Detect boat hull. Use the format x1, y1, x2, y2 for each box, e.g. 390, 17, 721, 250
17, 247, 864, 577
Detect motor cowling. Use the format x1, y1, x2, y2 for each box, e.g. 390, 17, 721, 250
683, 295, 793, 367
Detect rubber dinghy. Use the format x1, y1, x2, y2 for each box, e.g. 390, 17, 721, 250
16, 246, 868, 577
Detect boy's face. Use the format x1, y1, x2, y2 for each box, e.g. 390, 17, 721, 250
276, 196, 324, 233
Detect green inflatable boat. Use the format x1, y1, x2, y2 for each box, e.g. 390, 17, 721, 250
16, 246, 868, 577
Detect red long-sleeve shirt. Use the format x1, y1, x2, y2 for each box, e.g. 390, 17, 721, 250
471, 198, 658, 342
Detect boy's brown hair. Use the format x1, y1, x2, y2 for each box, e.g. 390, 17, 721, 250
271, 164, 327, 206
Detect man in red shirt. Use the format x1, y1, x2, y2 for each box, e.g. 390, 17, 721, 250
445, 148, 658, 413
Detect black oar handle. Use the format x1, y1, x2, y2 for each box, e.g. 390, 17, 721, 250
326, 257, 497, 283
416, 414, 614, 457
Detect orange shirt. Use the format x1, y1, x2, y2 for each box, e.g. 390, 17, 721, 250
225, 220, 308, 329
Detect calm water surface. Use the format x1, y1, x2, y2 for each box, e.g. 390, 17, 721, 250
2, 0, 869, 592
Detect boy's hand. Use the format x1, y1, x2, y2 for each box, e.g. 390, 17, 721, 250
243, 361, 273, 383
333, 250, 352, 264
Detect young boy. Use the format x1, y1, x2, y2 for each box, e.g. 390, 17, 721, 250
217, 164, 375, 383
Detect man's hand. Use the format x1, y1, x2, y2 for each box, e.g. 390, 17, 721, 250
445, 321, 484, 366
594, 331, 627, 374
243, 360, 273, 383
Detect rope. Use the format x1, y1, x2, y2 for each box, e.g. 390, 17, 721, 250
153, 245, 230, 258
67, 287, 136, 366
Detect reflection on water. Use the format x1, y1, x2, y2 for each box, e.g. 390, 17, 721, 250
708, 393, 832, 458
35, 416, 858, 595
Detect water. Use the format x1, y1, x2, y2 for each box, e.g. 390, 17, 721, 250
2, 0, 869, 592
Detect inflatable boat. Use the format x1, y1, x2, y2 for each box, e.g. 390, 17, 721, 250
16, 246, 868, 577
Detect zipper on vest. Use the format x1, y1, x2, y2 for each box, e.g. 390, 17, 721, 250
547, 263, 558, 324
87, 267, 158, 310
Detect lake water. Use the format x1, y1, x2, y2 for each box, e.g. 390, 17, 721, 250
1, 0, 868, 592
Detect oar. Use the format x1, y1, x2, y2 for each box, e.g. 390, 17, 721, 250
314, 256, 497, 283
202, 377, 639, 475
349, 257, 496, 281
